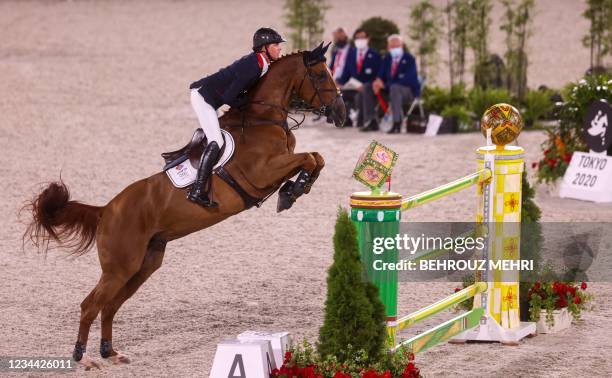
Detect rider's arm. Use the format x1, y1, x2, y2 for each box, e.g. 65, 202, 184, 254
221, 57, 260, 108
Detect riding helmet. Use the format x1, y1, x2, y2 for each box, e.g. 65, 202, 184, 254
253, 27, 285, 50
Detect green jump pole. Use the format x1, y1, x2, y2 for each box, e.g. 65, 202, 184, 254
396, 282, 487, 330
401, 169, 491, 211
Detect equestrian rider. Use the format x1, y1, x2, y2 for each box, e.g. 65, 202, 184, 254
188, 27, 285, 207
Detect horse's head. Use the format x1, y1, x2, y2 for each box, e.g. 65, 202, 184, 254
296, 42, 346, 127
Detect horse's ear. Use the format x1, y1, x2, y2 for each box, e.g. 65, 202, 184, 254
311, 42, 324, 56
322, 42, 331, 55
303, 42, 327, 66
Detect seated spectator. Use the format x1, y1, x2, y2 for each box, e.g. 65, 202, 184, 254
371, 34, 421, 134
330, 27, 350, 82
329, 28, 356, 126
336, 28, 381, 130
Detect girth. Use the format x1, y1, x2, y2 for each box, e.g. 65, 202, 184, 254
215, 166, 266, 209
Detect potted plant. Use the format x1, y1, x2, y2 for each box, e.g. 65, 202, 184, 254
527, 281, 593, 334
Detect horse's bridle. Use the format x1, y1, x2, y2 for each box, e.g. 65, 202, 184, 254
243, 56, 342, 130
292, 60, 342, 117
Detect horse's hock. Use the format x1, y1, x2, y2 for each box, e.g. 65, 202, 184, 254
350, 143, 536, 353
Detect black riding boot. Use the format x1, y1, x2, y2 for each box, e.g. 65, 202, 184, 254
187, 141, 220, 207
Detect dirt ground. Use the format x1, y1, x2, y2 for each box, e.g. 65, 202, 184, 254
1, 1, 611, 377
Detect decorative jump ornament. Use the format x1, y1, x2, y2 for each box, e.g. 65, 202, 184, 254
480, 103, 524, 147
352, 141, 398, 191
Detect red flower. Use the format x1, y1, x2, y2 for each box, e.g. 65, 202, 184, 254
534, 282, 541, 290
284, 351, 292, 364
555, 297, 568, 308
362, 370, 379, 378
574, 296, 582, 304
531, 162, 538, 169
548, 158, 558, 168
402, 362, 421, 378
581, 282, 587, 290
563, 152, 572, 163
454, 287, 461, 293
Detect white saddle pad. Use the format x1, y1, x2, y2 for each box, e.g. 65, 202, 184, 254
165, 129, 235, 188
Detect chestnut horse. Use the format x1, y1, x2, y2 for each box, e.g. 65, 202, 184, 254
24, 43, 345, 369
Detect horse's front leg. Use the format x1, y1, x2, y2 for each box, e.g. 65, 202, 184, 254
303, 152, 325, 195
249, 152, 317, 212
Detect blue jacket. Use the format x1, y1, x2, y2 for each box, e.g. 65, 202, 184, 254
190, 52, 262, 109
377, 51, 421, 97
329, 48, 341, 70
337, 47, 381, 85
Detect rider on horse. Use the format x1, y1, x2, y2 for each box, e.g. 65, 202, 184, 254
188, 27, 285, 207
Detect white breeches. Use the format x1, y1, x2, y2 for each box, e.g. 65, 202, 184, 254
190, 89, 224, 148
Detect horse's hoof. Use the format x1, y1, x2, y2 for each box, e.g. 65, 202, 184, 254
109, 353, 130, 364
78, 354, 101, 370
277, 181, 295, 213
276, 194, 295, 212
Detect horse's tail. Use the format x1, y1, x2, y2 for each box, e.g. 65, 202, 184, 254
23, 180, 104, 256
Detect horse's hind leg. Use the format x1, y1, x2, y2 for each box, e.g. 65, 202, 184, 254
73, 233, 147, 370
99, 236, 167, 364
73, 270, 135, 370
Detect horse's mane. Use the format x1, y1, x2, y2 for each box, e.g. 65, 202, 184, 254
254, 51, 304, 88
221, 52, 306, 120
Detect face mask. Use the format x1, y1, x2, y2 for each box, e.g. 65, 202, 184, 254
354, 38, 368, 50
335, 39, 348, 48
390, 47, 403, 58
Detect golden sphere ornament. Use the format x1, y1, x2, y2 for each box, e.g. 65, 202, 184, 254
480, 103, 524, 146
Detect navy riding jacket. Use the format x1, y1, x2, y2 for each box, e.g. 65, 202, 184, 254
190, 52, 263, 109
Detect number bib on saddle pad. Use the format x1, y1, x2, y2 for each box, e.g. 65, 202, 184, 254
164, 130, 235, 188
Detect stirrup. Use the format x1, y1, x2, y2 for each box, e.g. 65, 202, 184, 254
187, 192, 218, 207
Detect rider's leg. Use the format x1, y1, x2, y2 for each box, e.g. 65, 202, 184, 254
190, 89, 224, 148
188, 89, 223, 207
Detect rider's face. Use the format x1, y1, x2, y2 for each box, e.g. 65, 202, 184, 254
266, 43, 282, 61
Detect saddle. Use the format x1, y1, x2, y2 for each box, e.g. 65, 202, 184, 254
161, 128, 206, 171
161, 128, 266, 209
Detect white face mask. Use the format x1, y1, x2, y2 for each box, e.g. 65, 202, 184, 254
390, 47, 403, 58
354, 38, 368, 50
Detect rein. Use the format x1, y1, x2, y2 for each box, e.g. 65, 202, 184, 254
238, 56, 341, 133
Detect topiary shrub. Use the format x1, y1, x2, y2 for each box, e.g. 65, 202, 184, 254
357, 17, 400, 54
317, 208, 387, 365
